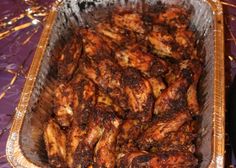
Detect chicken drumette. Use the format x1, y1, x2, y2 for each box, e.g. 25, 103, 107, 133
54, 83, 78, 127
56, 35, 82, 81
73, 107, 121, 168
44, 119, 67, 168
118, 151, 198, 168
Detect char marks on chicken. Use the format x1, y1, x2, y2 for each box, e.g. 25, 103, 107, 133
43, 2, 204, 168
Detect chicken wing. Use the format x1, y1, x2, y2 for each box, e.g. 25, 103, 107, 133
113, 11, 145, 34
66, 124, 86, 168
44, 119, 67, 168
185, 61, 202, 115
154, 69, 192, 115
94, 114, 121, 168
70, 73, 97, 127
115, 44, 153, 74
96, 23, 126, 45
123, 68, 154, 122
119, 151, 198, 168
79, 28, 111, 57
148, 77, 166, 98
148, 121, 198, 153
54, 83, 78, 127
73, 111, 105, 168
57, 35, 82, 81
79, 56, 128, 111
155, 6, 190, 29
97, 90, 124, 117
138, 110, 190, 149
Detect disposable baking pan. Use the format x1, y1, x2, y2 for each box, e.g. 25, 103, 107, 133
6, 0, 225, 167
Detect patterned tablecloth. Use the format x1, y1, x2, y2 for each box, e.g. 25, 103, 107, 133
0, 0, 235, 167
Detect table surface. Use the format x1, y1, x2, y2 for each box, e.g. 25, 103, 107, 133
0, 0, 236, 167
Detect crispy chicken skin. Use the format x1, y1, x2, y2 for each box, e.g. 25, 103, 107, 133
57, 36, 82, 81
154, 69, 192, 115
44, 119, 67, 168
123, 68, 154, 122
54, 83, 78, 127
139, 110, 190, 149
119, 151, 198, 168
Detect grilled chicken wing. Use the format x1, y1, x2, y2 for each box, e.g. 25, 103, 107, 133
115, 44, 153, 74
57, 35, 82, 81
73, 107, 120, 168
148, 121, 198, 153
113, 10, 145, 34
44, 119, 67, 168
80, 55, 128, 111
148, 77, 166, 98
139, 110, 190, 149
182, 60, 202, 115
73, 111, 105, 167
123, 68, 154, 122
70, 73, 96, 127
117, 119, 143, 158
66, 123, 86, 168
97, 90, 123, 117
94, 114, 121, 168
54, 83, 78, 127
80, 28, 111, 57
119, 151, 198, 168
154, 69, 192, 115
155, 6, 190, 29
96, 23, 126, 45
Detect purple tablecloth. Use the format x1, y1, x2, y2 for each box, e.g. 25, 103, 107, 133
0, 0, 236, 167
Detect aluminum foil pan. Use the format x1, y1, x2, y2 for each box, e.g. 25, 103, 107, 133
6, 0, 225, 167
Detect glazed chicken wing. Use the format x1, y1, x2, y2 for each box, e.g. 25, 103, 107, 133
54, 83, 78, 127
57, 35, 82, 81
44, 119, 67, 168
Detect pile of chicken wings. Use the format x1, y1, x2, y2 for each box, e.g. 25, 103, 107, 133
43, 3, 203, 168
